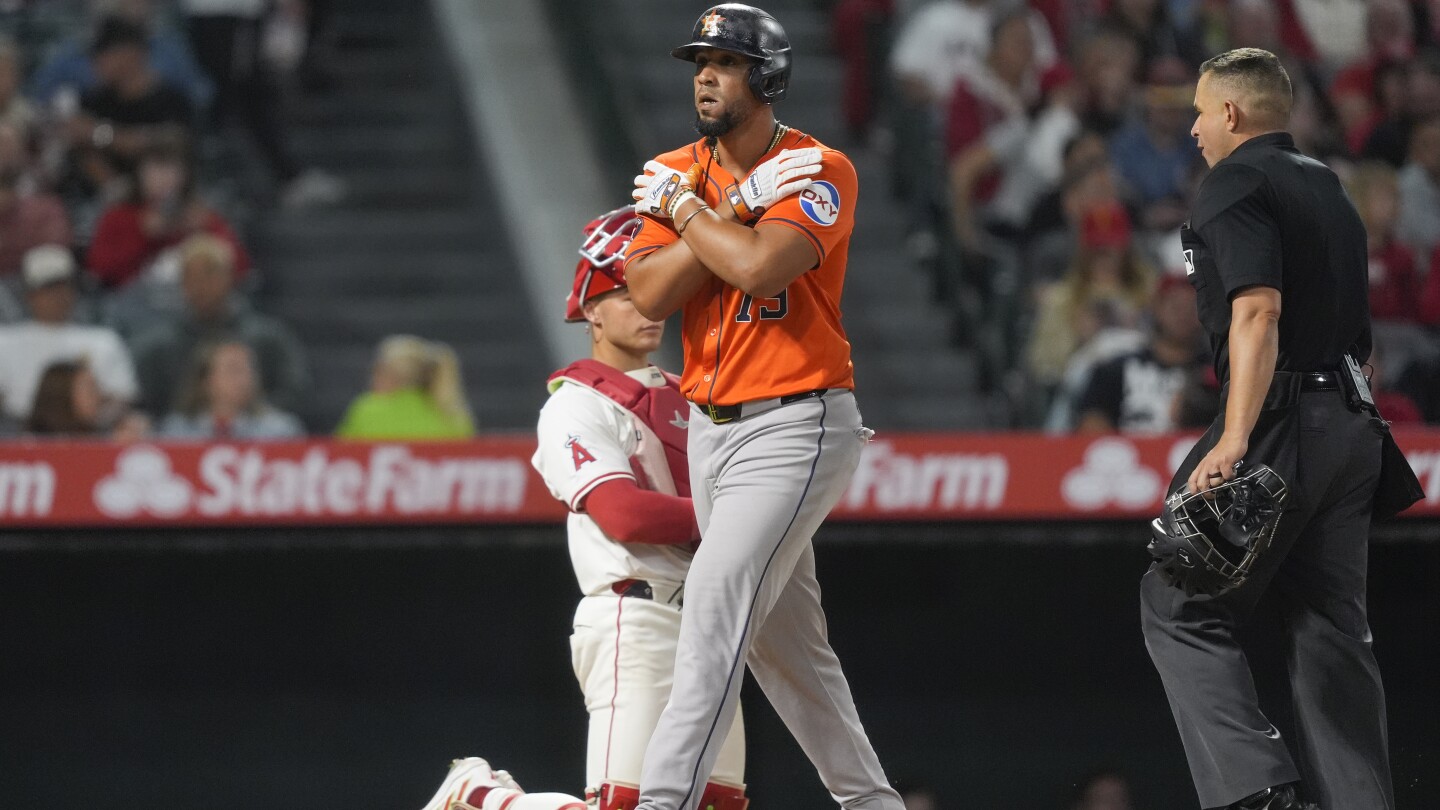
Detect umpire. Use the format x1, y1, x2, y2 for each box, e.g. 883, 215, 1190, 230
1141, 49, 1423, 810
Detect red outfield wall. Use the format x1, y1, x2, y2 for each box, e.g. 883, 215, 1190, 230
2, 430, 1438, 527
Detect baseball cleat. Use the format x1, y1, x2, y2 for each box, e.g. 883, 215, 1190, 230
1228, 783, 1318, 810
419, 757, 508, 810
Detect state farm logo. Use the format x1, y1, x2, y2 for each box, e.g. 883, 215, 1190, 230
1061, 438, 1162, 510
0, 459, 56, 517
1408, 450, 1440, 504
90, 444, 529, 519
845, 440, 1007, 511
94, 446, 192, 518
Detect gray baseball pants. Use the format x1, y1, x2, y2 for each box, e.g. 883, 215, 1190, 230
635, 390, 902, 810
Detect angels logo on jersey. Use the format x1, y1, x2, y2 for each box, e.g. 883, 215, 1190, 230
566, 435, 596, 470
800, 181, 841, 226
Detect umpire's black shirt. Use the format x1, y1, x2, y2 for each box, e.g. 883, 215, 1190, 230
1180, 132, 1371, 386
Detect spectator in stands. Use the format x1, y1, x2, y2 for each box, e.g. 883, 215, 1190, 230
1368, 333, 1426, 425
946, 10, 1045, 250
86, 132, 248, 286
336, 334, 475, 440
0, 37, 36, 133
1027, 201, 1152, 396
1108, 57, 1197, 229
1347, 161, 1423, 323
180, 0, 344, 208
1352, 60, 1414, 166
1066, 768, 1134, 810
0, 245, 138, 424
67, 16, 194, 193
1281, 0, 1370, 72
130, 233, 308, 419
1171, 364, 1221, 430
25, 358, 149, 439
890, 0, 996, 107
1397, 113, 1440, 269
1330, 0, 1416, 160
159, 339, 303, 439
1075, 275, 1204, 434
26, 0, 214, 113
86, 134, 248, 288
0, 164, 73, 277
1026, 149, 1123, 284
1073, 25, 1140, 136
1100, 0, 1206, 73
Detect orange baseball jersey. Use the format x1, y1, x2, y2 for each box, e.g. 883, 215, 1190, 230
625, 128, 858, 406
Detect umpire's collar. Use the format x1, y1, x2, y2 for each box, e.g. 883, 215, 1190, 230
1232, 131, 1296, 156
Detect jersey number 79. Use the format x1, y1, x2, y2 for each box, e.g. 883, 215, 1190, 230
735, 290, 788, 322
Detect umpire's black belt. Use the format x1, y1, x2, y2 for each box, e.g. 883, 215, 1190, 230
697, 389, 828, 425
1298, 371, 1340, 391
1224, 370, 1341, 410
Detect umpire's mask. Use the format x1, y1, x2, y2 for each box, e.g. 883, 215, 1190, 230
1148, 462, 1289, 597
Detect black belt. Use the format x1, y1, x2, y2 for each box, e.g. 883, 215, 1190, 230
611, 578, 683, 606
611, 579, 655, 599
1299, 371, 1340, 391
699, 389, 828, 425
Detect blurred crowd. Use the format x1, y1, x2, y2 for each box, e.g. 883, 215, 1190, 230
836, 0, 1440, 432
0, 0, 477, 443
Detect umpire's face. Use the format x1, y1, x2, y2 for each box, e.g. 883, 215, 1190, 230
1191, 73, 1234, 168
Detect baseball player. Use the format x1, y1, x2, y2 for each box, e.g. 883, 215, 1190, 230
531, 207, 747, 810
419, 756, 586, 810
622, 6, 903, 810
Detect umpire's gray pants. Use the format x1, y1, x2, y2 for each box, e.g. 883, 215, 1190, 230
636, 391, 902, 810
1141, 390, 1392, 809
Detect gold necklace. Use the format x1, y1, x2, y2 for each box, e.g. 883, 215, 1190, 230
713, 121, 787, 169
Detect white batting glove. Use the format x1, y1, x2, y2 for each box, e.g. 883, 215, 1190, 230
633, 160, 702, 220
726, 147, 823, 223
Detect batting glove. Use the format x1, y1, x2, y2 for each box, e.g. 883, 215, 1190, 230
726, 147, 823, 224
633, 161, 703, 220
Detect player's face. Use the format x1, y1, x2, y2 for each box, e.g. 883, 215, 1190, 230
693, 47, 759, 138
1191, 74, 1235, 167
590, 290, 664, 354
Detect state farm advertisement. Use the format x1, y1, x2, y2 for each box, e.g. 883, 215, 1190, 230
2, 431, 1438, 528
0, 439, 564, 528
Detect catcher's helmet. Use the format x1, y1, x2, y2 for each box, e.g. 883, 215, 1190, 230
566, 206, 641, 322
1148, 462, 1289, 597
672, 4, 792, 103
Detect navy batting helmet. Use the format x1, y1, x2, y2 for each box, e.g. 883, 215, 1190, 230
1148, 462, 1289, 597
672, 4, 792, 103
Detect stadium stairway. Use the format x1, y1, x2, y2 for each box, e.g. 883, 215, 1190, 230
590, 0, 990, 429
251, 0, 551, 431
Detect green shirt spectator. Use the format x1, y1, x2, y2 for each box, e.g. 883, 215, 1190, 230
335, 387, 473, 440
335, 334, 475, 440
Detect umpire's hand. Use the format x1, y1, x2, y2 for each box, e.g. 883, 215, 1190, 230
1187, 434, 1248, 495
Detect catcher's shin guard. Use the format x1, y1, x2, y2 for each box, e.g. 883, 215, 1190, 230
594, 782, 639, 810
591, 782, 747, 810
698, 782, 749, 810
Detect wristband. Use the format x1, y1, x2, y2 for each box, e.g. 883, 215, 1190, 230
676, 202, 709, 234
724, 182, 760, 224
664, 187, 696, 219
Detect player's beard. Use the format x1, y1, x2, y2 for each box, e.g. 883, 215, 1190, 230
693, 97, 755, 139
694, 108, 742, 139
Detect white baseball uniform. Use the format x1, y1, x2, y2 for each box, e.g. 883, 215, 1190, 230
532, 362, 745, 795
